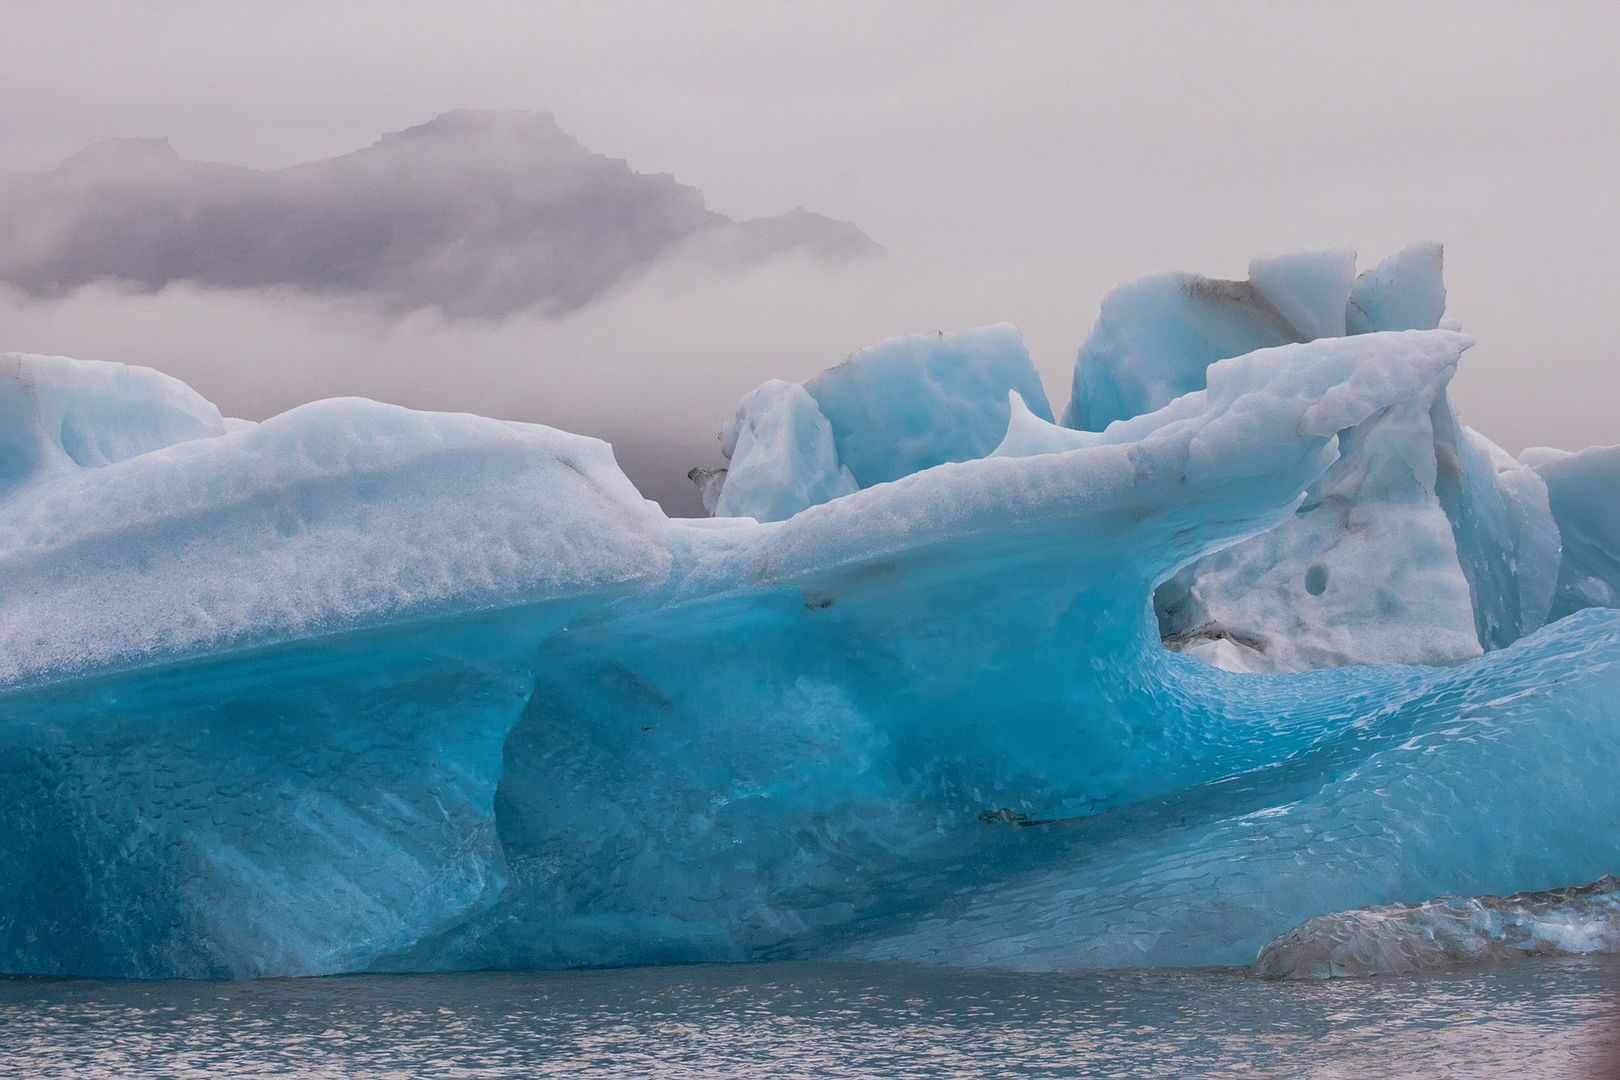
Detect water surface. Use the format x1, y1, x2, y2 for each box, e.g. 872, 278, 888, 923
3, 957, 1618, 1077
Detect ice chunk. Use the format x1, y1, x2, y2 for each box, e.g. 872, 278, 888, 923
1062, 249, 1357, 431
1063, 244, 1442, 429
1061, 272, 1298, 431
1433, 414, 1559, 648
1346, 242, 1446, 334
0, 352, 224, 497
1524, 444, 1620, 619
1252, 875, 1620, 979
803, 324, 1052, 487
710, 380, 857, 522
706, 325, 1050, 520
1247, 248, 1356, 341
1, 326, 1485, 978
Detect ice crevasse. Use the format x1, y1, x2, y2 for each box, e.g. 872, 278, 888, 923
1, 244, 1617, 981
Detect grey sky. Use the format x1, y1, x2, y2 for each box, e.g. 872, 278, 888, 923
2, 1, 1617, 512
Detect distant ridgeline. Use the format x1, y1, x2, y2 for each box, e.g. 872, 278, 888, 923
0, 110, 879, 316
2, 245, 1618, 981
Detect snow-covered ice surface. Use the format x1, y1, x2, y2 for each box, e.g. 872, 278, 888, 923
2, 245, 1618, 980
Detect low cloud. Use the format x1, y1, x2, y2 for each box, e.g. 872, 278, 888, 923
0, 110, 878, 319
1, 230, 1601, 517
0, 245, 1052, 515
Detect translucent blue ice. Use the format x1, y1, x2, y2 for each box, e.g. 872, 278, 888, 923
1, 250, 1616, 980
1524, 444, 1620, 620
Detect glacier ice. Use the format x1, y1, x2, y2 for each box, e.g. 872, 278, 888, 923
711, 244, 1557, 670
1153, 332, 1483, 671
1, 244, 1617, 981
0, 391, 668, 687
1436, 417, 1560, 649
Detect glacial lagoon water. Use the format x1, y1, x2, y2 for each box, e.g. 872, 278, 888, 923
3, 956, 1618, 1078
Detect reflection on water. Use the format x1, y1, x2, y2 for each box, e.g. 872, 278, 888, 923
2, 956, 1618, 1078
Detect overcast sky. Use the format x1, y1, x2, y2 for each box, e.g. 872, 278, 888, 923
2, 1, 1617, 511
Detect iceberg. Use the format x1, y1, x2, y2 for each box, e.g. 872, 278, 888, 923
1, 246, 1616, 980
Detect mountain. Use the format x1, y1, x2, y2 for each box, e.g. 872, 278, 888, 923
0, 110, 879, 317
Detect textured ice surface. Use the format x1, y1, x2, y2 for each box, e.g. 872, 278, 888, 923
1, 250, 1616, 980
1525, 444, 1620, 620
0, 389, 669, 687
839, 610, 1620, 971
1153, 331, 1481, 670
1252, 876, 1620, 979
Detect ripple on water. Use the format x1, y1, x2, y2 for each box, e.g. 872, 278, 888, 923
3, 956, 1619, 1078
